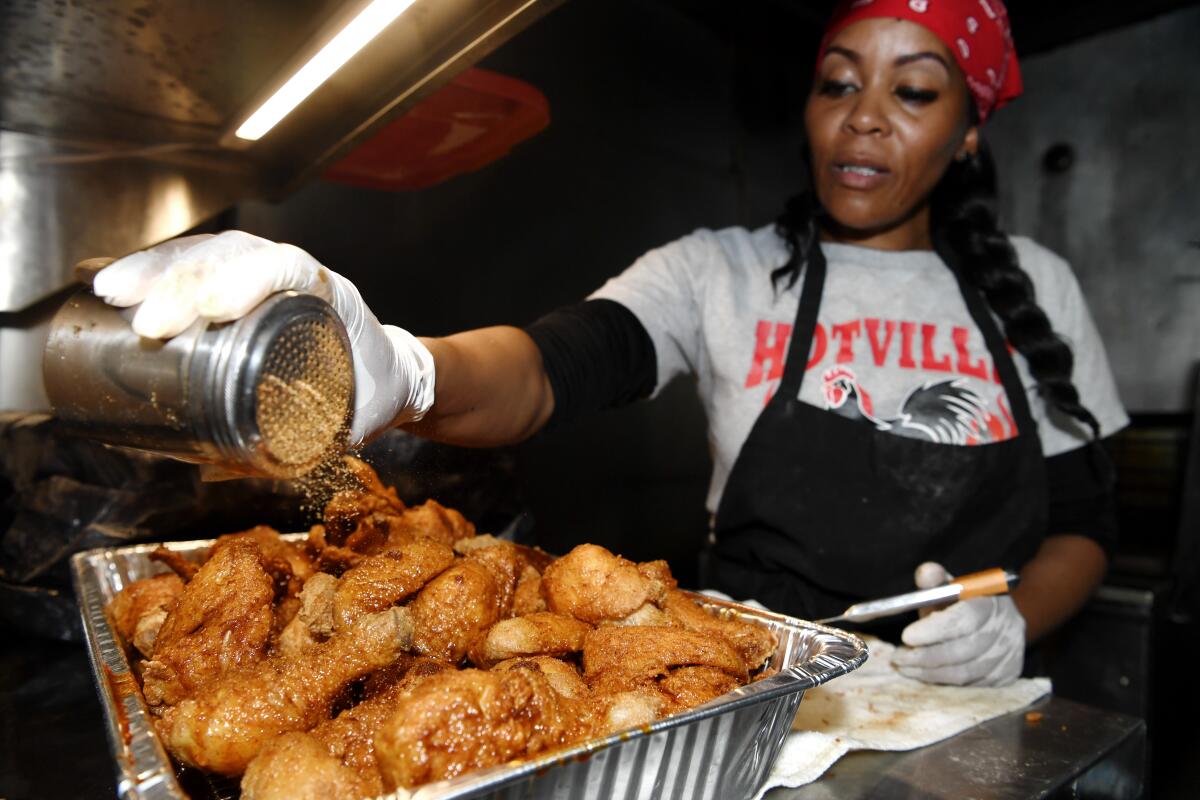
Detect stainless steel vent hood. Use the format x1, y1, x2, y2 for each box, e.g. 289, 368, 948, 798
0, 0, 564, 313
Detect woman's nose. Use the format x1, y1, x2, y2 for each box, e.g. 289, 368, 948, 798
843, 92, 890, 136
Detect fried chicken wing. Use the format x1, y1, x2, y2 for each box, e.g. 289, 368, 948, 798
332, 539, 454, 629
242, 655, 452, 800
373, 667, 578, 790
276, 572, 338, 657
214, 525, 315, 597
148, 547, 200, 581
384, 499, 476, 549
107, 573, 184, 658
469, 612, 591, 668
463, 541, 523, 616
492, 656, 588, 699
512, 564, 547, 616
241, 732, 376, 800
142, 540, 274, 708
579, 687, 669, 735
606, 602, 673, 627
582, 626, 747, 695
409, 560, 502, 663
542, 544, 672, 624
157, 607, 413, 776
661, 590, 778, 672
657, 665, 743, 708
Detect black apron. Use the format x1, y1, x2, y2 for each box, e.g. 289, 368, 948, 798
706, 246, 1047, 624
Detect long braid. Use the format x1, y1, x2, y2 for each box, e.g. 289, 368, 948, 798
772, 153, 824, 291
930, 142, 1100, 438
773, 143, 1100, 438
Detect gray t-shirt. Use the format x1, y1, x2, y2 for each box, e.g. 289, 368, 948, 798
591, 225, 1129, 515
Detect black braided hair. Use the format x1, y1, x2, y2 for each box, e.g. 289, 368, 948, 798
773, 143, 1101, 439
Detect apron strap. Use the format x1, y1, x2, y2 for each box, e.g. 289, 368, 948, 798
777, 242, 827, 399
943, 260, 1039, 435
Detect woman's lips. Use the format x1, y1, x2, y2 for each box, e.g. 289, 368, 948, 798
831, 162, 890, 190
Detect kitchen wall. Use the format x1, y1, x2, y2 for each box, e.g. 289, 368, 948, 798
238, 0, 1200, 582
985, 4, 1200, 413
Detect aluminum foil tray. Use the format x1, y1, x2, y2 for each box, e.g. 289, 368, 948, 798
72, 538, 868, 800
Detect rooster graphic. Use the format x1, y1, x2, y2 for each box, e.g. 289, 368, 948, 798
822, 367, 990, 445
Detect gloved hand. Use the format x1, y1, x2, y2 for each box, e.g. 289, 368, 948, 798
891, 562, 1026, 687
92, 231, 434, 446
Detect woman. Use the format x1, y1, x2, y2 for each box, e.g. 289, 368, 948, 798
93, 0, 1126, 686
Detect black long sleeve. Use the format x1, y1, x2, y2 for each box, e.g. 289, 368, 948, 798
524, 299, 657, 432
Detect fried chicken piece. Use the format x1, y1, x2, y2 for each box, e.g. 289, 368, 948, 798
242, 655, 452, 800
214, 525, 315, 597
306, 524, 363, 573
241, 732, 376, 800
383, 499, 476, 549
657, 665, 743, 709
142, 540, 274, 708
148, 547, 200, 581
492, 656, 588, 699
409, 560, 502, 663
373, 667, 579, 790
107, 573, 184, 658
637, 559, 677, 599
463, 541, 552, 617
157, 607, 413, 776
453, 534, 504, 554
463, 541, 523, 616
468, 612, 591, 668
660, 590, 778, 672
514, 543, 557, 573
542, 544, 673, 624
332, 539, 454, 629
582, 626, 747, 695
275, 572, 338, 658
320, 457, 406, 555
269, 595, 301, 651
579, 687, 669, 735
606, 602, 673, 627
512, 564, 546, 616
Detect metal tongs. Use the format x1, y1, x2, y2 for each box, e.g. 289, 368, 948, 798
816, 568, 1020, 626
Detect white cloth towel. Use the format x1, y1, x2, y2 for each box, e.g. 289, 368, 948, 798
753, 637, 1052, 799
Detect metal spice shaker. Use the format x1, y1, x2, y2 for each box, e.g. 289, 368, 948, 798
42, 288, 355, 479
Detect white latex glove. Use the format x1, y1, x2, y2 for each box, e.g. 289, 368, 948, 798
891, 561, 1026, 687
92, 230, 434, 446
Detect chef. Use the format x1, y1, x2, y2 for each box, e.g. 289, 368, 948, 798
92, 0, 1126, 687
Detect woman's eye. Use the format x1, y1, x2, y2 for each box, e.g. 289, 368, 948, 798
818, 79, 857, 98
896, 86, 939, 104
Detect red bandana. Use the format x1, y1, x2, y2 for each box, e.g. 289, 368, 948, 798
819, 0, 1023, 122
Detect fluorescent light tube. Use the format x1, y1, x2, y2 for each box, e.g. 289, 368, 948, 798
235, 0, 419, 141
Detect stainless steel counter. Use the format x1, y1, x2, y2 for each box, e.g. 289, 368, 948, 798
768, 695, 1145, 799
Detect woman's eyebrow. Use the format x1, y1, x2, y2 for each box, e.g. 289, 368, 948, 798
894, 52, 951, 71
824, 45, 859, 62
823, 46, 949, 73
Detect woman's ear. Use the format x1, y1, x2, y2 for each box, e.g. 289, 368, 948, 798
957, 126, 980, 162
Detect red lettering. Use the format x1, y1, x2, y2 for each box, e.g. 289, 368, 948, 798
899, 322, 917, 368
807, 323, 827, 369
864, 318, 896, 366
953, 327, 988, 380
745, 321, 791, 388
921, 324, 952, 372
830, 321, 861, 364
